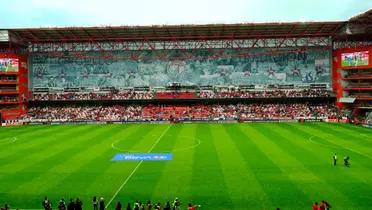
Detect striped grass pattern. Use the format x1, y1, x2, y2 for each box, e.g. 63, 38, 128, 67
0, 123, 371, 210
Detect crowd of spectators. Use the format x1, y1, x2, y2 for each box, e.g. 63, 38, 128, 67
199, 89, 331, 99
0, 87, 17, 92
27, 105, 143, 122
343, 71, 372, 79
349, 92, 372, 98
238, 103, 338, 120
0, 96, 18, 103
345, 82, 372, 88
156, 91, 195, 99
32, 91, 153, 101
25, 103, 339, 122
31, 89, 332, 101
0, 76, 17, 82
357, 102, 372, 107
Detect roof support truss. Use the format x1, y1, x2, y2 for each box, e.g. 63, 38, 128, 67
28, 36, 332, 53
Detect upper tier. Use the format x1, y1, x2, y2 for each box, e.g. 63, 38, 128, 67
29, 47, 331, 89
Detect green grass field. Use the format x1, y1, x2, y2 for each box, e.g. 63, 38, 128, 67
0, 123, 371, 210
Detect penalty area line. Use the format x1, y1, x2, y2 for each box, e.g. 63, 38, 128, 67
106, 125, 172, 208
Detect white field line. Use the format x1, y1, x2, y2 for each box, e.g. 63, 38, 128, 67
170, 137, 201, 152
308, 135, 372, 160
111, 140, 124, 152
307, 136, 339, 149
106, 125, 172, 208
359, 133, 372, 139
0, 136, 17, 144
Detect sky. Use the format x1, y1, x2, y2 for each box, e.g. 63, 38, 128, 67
0, 0, 371, 28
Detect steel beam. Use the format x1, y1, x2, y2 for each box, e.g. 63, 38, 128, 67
28, 37, 332, 53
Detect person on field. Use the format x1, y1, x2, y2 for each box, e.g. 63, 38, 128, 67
187, 203, 195, 210
99, 197, 105, 210
125, 203, 131, 210
187, 203, 201, 210
154, 202, 161, 210
58, 198, 66, 210
324, 200, 332, 210
344, 156, 350, 167
75, 198, 83, 210
312, 202, 319, 210
333, 153, 337, 166
139, 202, 145, 210
67, 199, 75, 210
1, 204, 9, 210
42, 197, 52, 210
146, 201, 152, 210
93, 196, 98, 210
173, 198, 181, 210
115, 201, 122, 210
164, 201, 171, 210
320, 201, 326, 210
134, 201, 140, 210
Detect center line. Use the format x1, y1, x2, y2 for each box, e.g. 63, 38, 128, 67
106, 125, 172, 208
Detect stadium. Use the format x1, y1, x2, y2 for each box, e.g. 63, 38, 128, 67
0, 3, 372, 210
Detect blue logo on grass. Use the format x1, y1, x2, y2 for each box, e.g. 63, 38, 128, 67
112, 153, 173, 161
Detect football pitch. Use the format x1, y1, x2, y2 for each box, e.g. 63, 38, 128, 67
0, 123, 371, 210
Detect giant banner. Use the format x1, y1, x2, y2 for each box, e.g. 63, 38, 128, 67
0, 58, 19, 72
29, 48, 331, 88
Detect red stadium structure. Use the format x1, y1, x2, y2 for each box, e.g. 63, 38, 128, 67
0, 9, 371, 123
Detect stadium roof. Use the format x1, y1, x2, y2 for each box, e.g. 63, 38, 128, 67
349, 8, 372, 23
2, 9, 371, 44
6, 22, 345, 43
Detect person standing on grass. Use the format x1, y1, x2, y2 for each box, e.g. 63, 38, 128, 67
1, 204, 9, 210
173, 198, 180, 210
134, 201, 140, 210
93, 196, 98, 210
42, 197, 52, 210
312, 202, 319, 210
67, 199, 74, 210
333, 153, 337, 166
187, 203, 201, 210
163, 201, 171, 210
125, 203, 131, 210
115, 201, 122, 210
344, 156, 350, 167
324, 200, 332, 210
58, 198, 66, 210
146, 201, 152, 210
99, 197, 105, 210
154, 202, 161, 210
320, 201, 326, 210
75, 198, 83, 210
139, 202, 145, 210
187, 203, 195, 210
